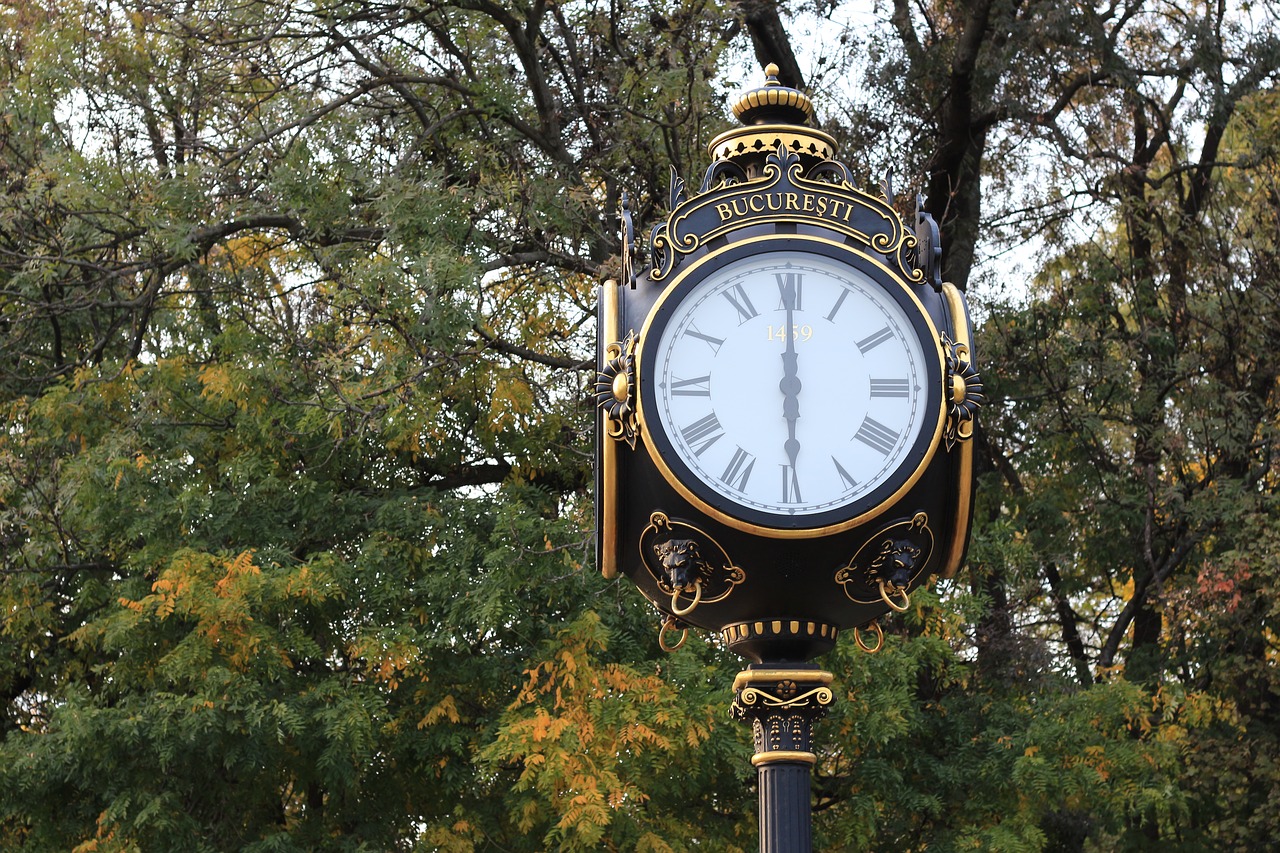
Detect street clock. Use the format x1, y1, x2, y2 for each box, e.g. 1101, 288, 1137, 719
597, 65, 984, 664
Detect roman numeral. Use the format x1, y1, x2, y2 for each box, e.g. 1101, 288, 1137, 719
825, 289, 850, 322
722, 284, 759, 324
670, 375, 711, 396
720, 447, 755, 490
781, 464, 803, 504
869, 378, 910, 398
854, 416, 900, 456
680, 412, 724, 456
856, 326, 894, 353
683, 326, 724, 355
775, 272, 802, 310
832, 457, 858, 492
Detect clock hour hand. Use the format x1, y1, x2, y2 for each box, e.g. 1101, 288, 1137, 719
779, 276, 801, 468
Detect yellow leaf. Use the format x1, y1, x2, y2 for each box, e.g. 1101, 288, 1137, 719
418, 695, 461, 727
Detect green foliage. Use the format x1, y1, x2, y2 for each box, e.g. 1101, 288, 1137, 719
0, 0, 739, 847
2, 0, 1279, 849
810, 591, 1181, 852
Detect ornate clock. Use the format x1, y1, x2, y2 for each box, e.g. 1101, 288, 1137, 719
597, 65, 983, 664
596, 64, 987, 850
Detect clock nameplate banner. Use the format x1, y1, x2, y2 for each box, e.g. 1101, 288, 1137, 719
650, 146, 922, 287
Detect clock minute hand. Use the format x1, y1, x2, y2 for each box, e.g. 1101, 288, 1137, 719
779, 277, 801, 468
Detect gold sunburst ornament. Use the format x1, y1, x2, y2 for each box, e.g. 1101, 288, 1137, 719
596, 330, 639, 448
943, 333, 985, 449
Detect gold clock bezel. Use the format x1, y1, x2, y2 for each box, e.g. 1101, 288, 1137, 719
635, 233, 947, 540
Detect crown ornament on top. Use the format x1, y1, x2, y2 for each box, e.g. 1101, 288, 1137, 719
732, 63, 814, 126
708, 63, 836, 167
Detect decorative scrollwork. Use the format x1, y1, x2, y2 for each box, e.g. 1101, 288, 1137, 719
699, 159, 748, 193
595, 330, 638, 448
619, 192, 640, 289
646, 141, 925, 284
835, 512, 934, 604
880, 170, 895, 207
872, 228, 902, 256
943, 333, 985, 449
736, 683, 834, 710
649, 220, 675, 281
730, 668, 836, 765
668, 165, 686, 211
641, 512, 745, 615
806, 159, 854, 186
770, 141, 803, 172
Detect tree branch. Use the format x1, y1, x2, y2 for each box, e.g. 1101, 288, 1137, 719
472, 323, 590, 371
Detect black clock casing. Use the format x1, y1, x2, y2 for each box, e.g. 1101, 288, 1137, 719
596, 85, 982, 663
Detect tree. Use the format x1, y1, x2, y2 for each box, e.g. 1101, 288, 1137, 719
3, 0, 1279, 849
745, 0, 1280, 847
835, 0, 1280, 845
0, 0, 751, 849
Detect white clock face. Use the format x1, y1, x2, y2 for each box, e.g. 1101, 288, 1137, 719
641, 245, 940, 530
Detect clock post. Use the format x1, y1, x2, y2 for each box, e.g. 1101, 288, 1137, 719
597, 64, 984, 850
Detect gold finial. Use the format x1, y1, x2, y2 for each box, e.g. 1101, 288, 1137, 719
732, 62, 813, 127
709, 62, 835, 164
